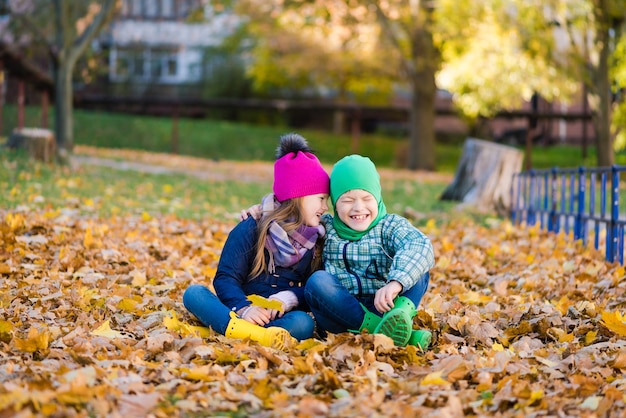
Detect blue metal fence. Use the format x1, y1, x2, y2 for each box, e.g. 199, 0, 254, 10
511, 165, 626, 264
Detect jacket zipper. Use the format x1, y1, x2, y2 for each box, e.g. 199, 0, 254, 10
343, 243, 363, 296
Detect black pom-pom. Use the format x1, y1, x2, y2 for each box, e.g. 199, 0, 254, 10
275, 133, 313, 159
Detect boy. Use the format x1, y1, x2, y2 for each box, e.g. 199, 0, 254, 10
304, 154, 434, 349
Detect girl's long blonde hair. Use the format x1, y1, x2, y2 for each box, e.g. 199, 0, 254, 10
249, 197, 324, 279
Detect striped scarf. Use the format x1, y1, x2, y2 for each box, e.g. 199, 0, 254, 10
262, 194, 325, 273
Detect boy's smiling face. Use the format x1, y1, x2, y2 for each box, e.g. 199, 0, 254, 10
335, 189, 378, 232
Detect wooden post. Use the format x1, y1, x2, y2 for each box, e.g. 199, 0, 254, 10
0, 62, 3, 136
582, 83, 588, 159
18, 80, 25, 129
41, 90, 49, 129
171, 102, 179, 154
350, 108, 361, 154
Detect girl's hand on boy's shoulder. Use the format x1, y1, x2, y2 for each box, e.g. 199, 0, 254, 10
374, 281, 403, 313
239, 204, 263, 221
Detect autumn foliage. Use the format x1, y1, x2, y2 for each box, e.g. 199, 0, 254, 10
1, 159, 626, 416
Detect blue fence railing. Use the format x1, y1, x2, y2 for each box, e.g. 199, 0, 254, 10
511, 165, 626, 264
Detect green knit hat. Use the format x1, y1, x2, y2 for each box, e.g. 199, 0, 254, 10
330, 155, 387, 241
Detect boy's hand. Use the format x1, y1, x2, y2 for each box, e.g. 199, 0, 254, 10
374, 281, 403, 313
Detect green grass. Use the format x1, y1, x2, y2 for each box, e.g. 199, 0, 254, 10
0, 104, 604, 172
0, 149, 464, 225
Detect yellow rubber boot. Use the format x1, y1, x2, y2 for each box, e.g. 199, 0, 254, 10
224, 312, 295, 350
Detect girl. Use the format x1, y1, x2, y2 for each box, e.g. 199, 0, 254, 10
183, 133, 329, 350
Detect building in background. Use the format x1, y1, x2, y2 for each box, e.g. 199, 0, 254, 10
97, 0, 243, 99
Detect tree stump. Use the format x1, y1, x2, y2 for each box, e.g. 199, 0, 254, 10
440, 137, 523, 215
6, 128, 56, 163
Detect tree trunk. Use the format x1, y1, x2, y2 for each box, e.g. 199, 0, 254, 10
408, 73, 436, 171
51, 0, 118, 165
440, 138, 524, 215
407, 14, 438, 172
588, 2, 614, 167
54, 58, 74, 164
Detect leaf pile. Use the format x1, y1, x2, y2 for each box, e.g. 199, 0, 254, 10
1, 204, 626, 416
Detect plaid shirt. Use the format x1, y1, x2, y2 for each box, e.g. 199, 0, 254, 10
321, 213, 434, 297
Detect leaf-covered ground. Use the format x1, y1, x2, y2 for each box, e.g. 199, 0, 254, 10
1, 152, 626, 417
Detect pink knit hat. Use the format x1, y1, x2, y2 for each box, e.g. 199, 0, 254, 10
273, 136, 330, 202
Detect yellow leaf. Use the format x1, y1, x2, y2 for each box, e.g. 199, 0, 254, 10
562, 260, 576, 273
0, 263, 10, 274
440, 238, 454, 252
131, 269, 147, 287
179, 366, 220, 382
142, 211, 152, 221
13, 327, 49, 352
492, 342, 504, 352
529, 390, 544, 403
247, 294, 284, 311
83, 227, 94, 248
435, 256, 451, 269
601, 311, 626, 337
90, 320, 126, 339
585, 330, 598, 345
163, 311, 211, 338
580, 396, 601, 411
6, 212, 24, 231
420, 371, 449, 386
458, 290, 491, 305
117, 298, 138, 312
0, 320, 13, 334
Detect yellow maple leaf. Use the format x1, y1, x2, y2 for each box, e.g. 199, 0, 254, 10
0, 263, 10, 274
248, 294, 284, 311
90, 320, 126, 339
0, 320, 13, 334
601, 311, 626, 337
492, 342, 504, 352
13, 327, 50, 352
458, 291, 491, 305
163, 311, 211, 338
6, 212, 24, 231
117, 298, 139, 312
130, 269, 147, 287
83, 227, 95, 248
420, 371, 449, 386
585, 330, 598, 345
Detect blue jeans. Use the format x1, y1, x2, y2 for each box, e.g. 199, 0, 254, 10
304, 271, 430, 335
182, 284, 315, 341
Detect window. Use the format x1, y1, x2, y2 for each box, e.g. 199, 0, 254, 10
161, 0, 174, 18
145, 0, 158, 18
114, 55, 131, 79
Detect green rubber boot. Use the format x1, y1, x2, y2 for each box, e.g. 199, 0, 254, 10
350, 304, 382, 334
407, 329, 432, 351
373, 296, 417, 347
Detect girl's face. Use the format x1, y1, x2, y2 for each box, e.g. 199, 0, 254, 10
300, 193, 329, 226
335, 189, 378, 231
